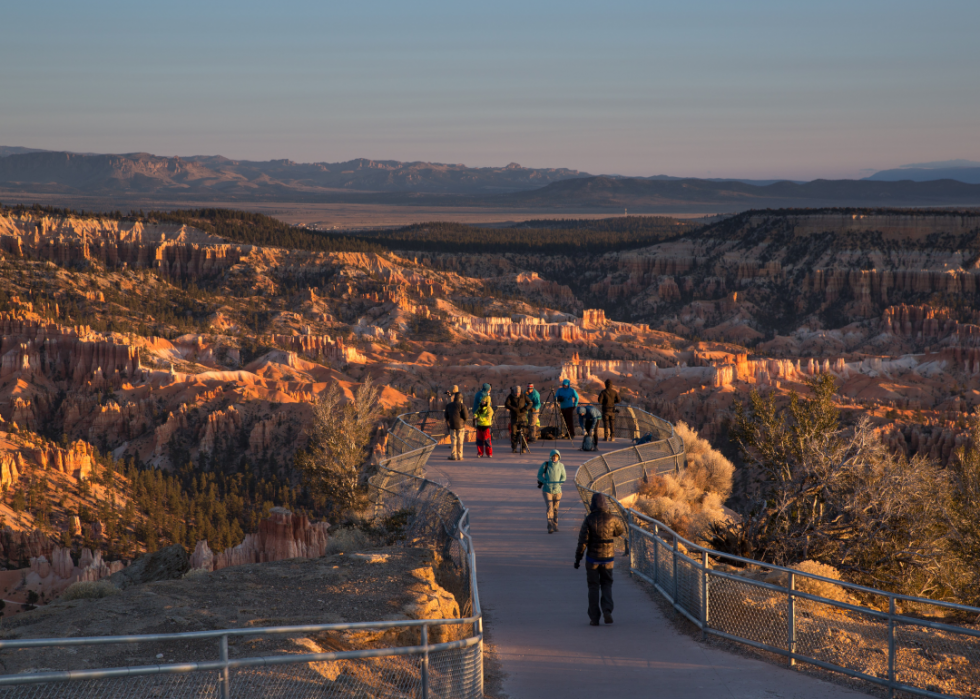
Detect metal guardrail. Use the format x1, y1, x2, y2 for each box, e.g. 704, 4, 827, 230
574, 407, 980, 699
0, 414, 483, 699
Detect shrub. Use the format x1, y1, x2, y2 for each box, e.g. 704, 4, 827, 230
731, 375, 963, 598
60, 580, 119, 601
324, 527, 373, 555
634, 423, 735, 542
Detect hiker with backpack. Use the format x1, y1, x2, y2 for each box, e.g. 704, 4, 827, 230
444, 386, 468, 461
597, 378, 621, 442
555, 379, 580, 438
578, 405, 602, 451
475, 397, 494, 457
504, 385, 530, 453
574, 492, 626, 625
537, 449, 566, 533
526, 382, 541, 441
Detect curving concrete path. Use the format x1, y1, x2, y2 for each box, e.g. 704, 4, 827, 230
428, 440, 871, 699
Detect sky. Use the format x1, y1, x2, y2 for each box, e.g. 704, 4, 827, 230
2, 0, 978, 180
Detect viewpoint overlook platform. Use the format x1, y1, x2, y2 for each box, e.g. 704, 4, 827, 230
427, 441, 871, 699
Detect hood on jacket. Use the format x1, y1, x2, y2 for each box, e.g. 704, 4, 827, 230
591, 492, 607, 510
578, 406, 586, 414
550, 449, 561, 461
562, 379, 571, 387
482, 383, 491, 391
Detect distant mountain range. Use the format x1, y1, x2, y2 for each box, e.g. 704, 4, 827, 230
0, 150, 589, 196
1, 148, 979, 211
863, 159, 980, 185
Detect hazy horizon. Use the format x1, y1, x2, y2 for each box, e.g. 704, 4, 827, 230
2, 0, 978, 181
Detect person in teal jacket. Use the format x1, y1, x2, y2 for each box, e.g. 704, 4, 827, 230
555, 379, 580, 438
526, 382, 542, 441
537, 449, 567, 533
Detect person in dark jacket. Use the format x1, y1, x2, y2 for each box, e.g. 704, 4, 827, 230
504, 386, 529, 452
555, 379, 580, 438
574, 493, 626, 625
577, 405, 602, 448
444, 386, 468, 460
597, 379, 621, 442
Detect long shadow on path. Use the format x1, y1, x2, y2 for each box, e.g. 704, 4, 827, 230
429, 441, 871, 699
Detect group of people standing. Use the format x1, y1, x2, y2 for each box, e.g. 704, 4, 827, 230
443, 378, 623, 459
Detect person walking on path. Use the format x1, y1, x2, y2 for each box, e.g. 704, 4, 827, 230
578, 405, 602, 449
474, 397, 494, 457
504, 385, 530, 452
597, 379, 621, 442
444, 386, 468, 460
574, 492, 626, 625
556, 379, 580, 438
537, 449, 566, 533
526, 382, 542, 441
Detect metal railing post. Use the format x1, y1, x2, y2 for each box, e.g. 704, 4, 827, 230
653, 522, 659, 585
220, 634, 230, 699
672, 535, 678, 603
888, 596, 896, 699
787, 573, 796, 667
421, 624, 430, 699
701, 550, 709, 641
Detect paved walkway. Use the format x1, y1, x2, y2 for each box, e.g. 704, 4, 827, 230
428, 440, 871, 699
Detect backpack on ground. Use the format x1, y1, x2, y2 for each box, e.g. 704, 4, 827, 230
634, 432, 654, 446
540, 426, 559, 440
582, 435, 597, 452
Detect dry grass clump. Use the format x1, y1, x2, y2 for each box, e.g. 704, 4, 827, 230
634, 422, 735, 542
324, 527, 374, 555
60, 580, 119, 601
792, 560, 852, 604
674, 421, 734, 498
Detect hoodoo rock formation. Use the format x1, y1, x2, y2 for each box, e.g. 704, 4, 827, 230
190, 508, 330, 572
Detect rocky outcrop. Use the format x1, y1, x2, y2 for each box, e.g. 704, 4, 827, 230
0, 315, 140, 390
191, 508, 330, 572
452, 316, 590, 342
0, 214, 246, 279
1, 528, 53, 564
105, 544, 188, 590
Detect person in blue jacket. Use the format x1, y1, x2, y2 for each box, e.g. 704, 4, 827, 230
578, 405, 602, 448
555, 379, 580, 438
526, 382, 542, 441
537, 449, 567, 533
472, 383, 492, 423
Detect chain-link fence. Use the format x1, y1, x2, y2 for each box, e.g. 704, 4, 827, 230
0, 414, 483, 699
573, 408, 980, 699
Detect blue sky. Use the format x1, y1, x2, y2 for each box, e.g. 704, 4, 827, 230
2, 0, 978, 179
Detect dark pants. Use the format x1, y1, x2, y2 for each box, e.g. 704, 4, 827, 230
560, 407, 576, 438
602, 411, 616, 440
587, 565, 614, 622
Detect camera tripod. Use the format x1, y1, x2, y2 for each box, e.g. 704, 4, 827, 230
543, 387, 571, 440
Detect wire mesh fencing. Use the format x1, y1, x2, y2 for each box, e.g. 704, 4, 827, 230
573, 414, 980, 699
